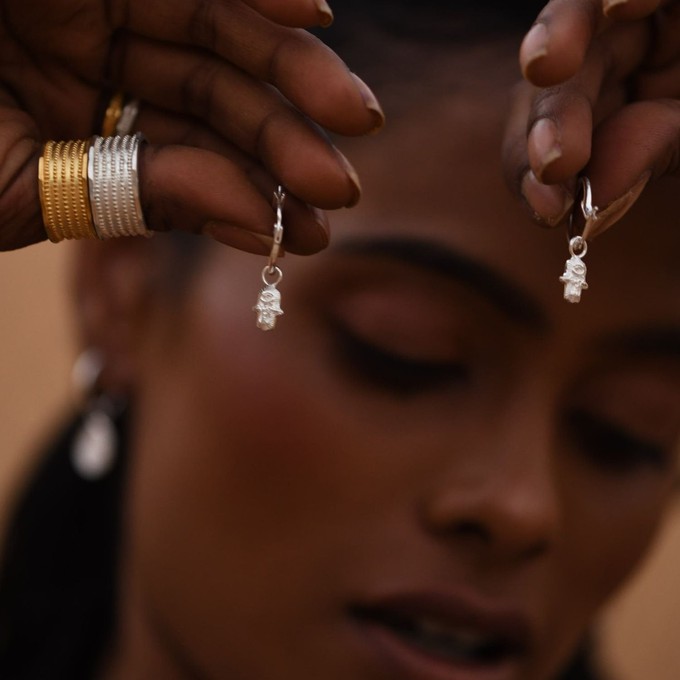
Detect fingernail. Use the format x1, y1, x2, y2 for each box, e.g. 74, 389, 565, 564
582, 172, 650, 240
315, 0, 334, 27
521, 170, 574, 227
351, 73, 385, 132
310, 206, 331, 248
335, 150, 362, 207
202, 222, 277, 256
603, 0, 628, 17
520, 23, 549, 77
529, 118, 562, 181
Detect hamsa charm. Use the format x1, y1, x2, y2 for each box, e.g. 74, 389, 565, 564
559, 177, 598, 304
560, 237, 589, 303
254, 281, 284, 331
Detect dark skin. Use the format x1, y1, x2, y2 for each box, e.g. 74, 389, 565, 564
0, 0, 677, 253
2, 4, 677, 678
506, 0, 680, 235
0, 0, 383, 251
75, 57, 680, 678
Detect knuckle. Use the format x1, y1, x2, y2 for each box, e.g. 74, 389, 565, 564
181, 56, 222, 119
266, 29, 309, 85
187, 0, 219, 51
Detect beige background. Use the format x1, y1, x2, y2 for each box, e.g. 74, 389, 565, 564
0, 243, 74, 530
1, 243, 679, 679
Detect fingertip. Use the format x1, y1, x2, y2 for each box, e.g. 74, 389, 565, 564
336, 150, 362, 208
350, 73, 385, 134
309, 206, 330, 249
528, 118, 563, 182
243, 0, 333, 28
520, 23, 549, 81
314, 0, 334, 28
521, 170, 575, 227
603, 0, 663, 21
274, 36, 383, 137
602, 0, 629, 18
519, 9, 594, 87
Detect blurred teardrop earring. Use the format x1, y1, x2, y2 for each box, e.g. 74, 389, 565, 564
70, 349, 120, 480
254, 186, 285, 331
560, 177, 599, 304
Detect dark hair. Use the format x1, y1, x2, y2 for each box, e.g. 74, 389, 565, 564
0, 413, 129, 679
314, 1, 547, 105
322, 0, 546, 43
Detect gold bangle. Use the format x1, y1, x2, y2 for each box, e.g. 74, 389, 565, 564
102, 91, 125, 137
38, 143, 58, 242
38, 139, 98, 242
102, 91, 141, 137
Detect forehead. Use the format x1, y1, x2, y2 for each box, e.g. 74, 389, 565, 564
330, 83, 680, 340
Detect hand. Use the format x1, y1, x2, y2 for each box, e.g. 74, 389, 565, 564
0, 0, 383, 252
504, 0, 680, 238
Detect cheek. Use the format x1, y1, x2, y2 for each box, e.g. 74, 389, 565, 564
129, 289, 329, 557
555, 467, 674, 620
125, 261, 391, 605
534, 467, 674, 678
121, 267, 389, 676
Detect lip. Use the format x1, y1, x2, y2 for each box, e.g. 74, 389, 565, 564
349, 590, 531, 680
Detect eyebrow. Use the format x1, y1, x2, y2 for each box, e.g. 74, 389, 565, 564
600, 328, 680, 362
334, 236, 549, 331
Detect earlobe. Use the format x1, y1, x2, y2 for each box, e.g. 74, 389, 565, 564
70, 238, 156, 393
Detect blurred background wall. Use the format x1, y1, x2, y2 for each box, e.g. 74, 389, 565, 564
601, 501, 680, 680
0, 243, 74, 535
0, 241, 678, 679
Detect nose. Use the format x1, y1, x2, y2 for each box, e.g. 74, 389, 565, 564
420, 413, 560, 565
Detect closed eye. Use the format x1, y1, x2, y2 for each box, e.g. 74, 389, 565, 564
331, 321, 470, 397
566, 409, 669, 473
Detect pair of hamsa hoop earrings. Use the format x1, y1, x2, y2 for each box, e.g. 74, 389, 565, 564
254, 177, 597, 331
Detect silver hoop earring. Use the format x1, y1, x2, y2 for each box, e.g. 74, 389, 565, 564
560, 177, 598, 304
254, 186, 286, 331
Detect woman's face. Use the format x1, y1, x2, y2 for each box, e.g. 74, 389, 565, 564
100, 65, 680, 680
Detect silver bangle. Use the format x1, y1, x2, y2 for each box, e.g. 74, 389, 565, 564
116, 99, 141, 136
87, 133, 151, 239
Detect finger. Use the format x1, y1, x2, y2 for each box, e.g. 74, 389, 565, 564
526, 21, 649, 185
503, 82, 576, 227
240, 0, 334, 28
0, 100, 328, 257
116, 36, 361, 209
0, 101, 45, 251
140, 141, 334, 256
520, 0, 610, 86
123, 0, 383, 135
581, 99, 680, 239
136, 105, 330, 254
519, 0, 662, 86
603, 0, 667, 21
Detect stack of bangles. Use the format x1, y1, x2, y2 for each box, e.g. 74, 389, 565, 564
38, 133, 150, 242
